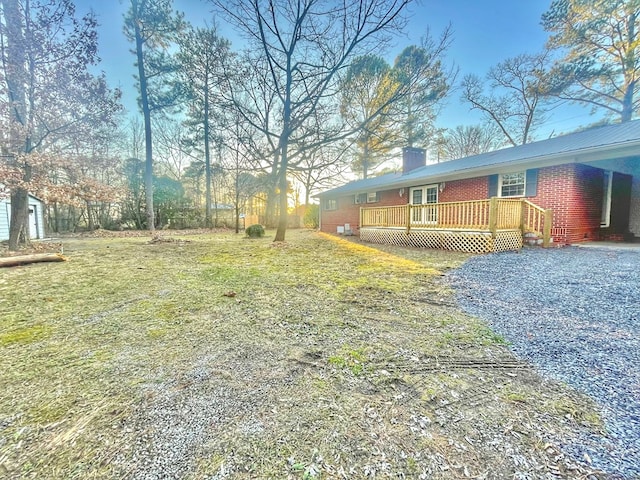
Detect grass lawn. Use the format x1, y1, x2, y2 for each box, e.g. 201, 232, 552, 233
0, 230, 602, 479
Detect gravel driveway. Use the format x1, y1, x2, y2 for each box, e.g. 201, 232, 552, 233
448, 246, 640, 478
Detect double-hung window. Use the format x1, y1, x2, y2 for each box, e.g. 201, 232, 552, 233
499, 172, 525, 197
324, 198, 337, 210
355, 192, 379, 204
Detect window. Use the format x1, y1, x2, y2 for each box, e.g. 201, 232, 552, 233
355, 192, 379, 204
499, 172, 525, 197
324, 198, 337, 210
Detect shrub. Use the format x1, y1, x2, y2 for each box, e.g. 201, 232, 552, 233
245, 224, 265, 238
303, 204, 319, 229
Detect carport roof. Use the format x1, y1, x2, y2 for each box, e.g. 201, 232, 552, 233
316, 120, 640, 198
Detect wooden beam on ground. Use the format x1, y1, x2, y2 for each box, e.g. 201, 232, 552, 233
0, 253, 67, 268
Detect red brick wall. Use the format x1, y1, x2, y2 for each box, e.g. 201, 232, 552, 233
426, 166, 607, 244
439, 177, 489, 202
320, 188, 407, 234
524, 164, 603, 244
321, 163, 608, 244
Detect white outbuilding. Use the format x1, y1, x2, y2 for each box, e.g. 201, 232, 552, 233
0, 194, 46, 241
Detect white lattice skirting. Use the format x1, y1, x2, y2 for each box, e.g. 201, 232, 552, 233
360, 228, 523, 254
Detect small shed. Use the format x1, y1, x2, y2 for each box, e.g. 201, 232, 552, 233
0, 194, 46, 241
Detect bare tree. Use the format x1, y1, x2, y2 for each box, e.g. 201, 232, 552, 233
461, 51, 552, 146
214, 0, 413, 241
292, 144, 351, 204
441, 124, 505, 161
152, 116, 190, 180
222, 52, 281, 227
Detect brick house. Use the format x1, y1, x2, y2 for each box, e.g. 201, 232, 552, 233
316, 121, 640, 252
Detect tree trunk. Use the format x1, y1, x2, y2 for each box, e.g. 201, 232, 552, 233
204, 81, 212, 227
52, 202, 59, 233
275, 97, 291, 241
86, 200, 94, 230
213, 150, 220, 228
133, 9, 155, 232
304, 173, 311, 206
274, 79, 292, 242
235, 148, 241, 234
274, 170, 288, 241
8, 188, 30, 250
0, 253, 66, 268
622, 12, 636, 123
2, 0, 31, 250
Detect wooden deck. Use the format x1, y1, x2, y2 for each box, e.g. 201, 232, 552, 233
360, 198, 552, 253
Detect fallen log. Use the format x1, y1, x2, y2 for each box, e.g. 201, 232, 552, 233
0, 253, 67, 268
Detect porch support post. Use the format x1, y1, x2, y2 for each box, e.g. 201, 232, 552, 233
406, 204, 411, 234
543, 209, 553, 247
359, 207, 363, 231
488, 197, 498, 238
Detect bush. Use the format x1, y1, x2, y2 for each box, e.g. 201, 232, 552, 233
303, 204, 319, 229
245, 224, 265, 238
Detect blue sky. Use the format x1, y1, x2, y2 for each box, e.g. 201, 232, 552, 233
76, 0, 594, 138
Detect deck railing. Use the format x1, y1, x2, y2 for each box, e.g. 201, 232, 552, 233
360, 197, 553, 247
522, 199, 553, 246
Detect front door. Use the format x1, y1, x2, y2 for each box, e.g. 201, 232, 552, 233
410, 185, 438, 224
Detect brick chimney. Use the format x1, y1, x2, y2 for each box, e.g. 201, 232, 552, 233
402, 147, 426, 174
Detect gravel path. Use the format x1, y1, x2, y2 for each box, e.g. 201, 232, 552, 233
448, 246, 640, 479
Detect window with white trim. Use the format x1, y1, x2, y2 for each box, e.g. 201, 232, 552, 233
355, 192, 379, 204
499, 172, 526, 197
324, 198, 337, 210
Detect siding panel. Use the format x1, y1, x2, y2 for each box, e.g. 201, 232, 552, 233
0, 200, 9, 241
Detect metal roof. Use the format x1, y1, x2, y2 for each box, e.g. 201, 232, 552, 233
317, 120, 640, 198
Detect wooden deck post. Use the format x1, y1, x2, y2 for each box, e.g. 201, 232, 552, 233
406, 203, 411, 234
519, 198, 526, 232
359, 207, 363, 231
543, 209, 553, 247
488, 197, 498, 238
488, 197, 499, 252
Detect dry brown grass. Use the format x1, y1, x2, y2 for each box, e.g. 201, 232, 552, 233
0, 230, 603, 479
